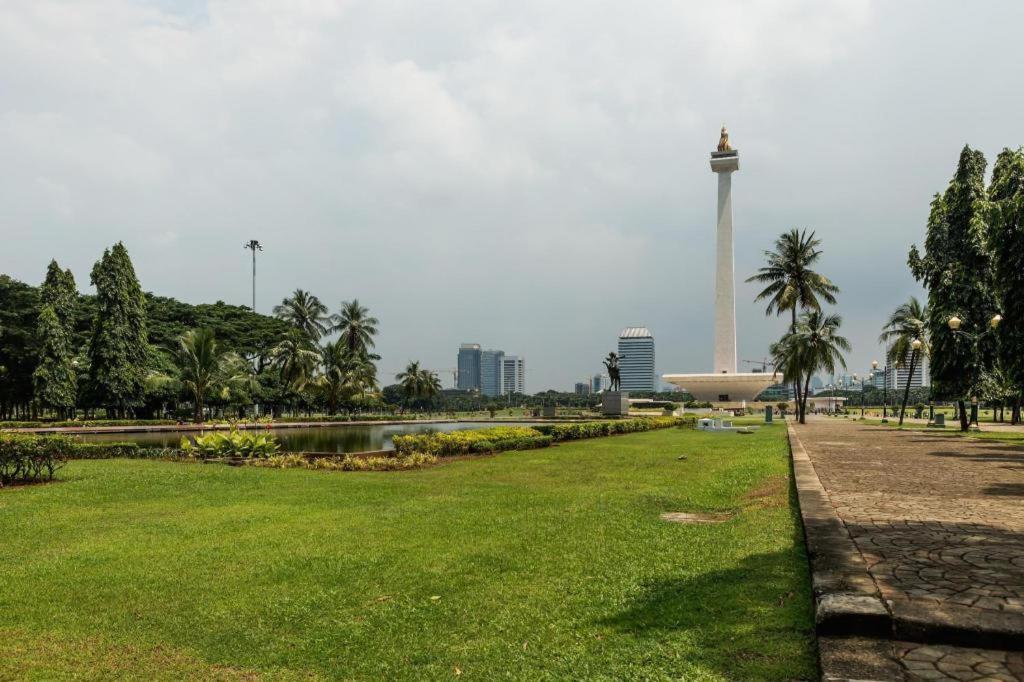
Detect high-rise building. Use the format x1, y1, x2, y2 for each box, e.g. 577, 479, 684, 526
502, 356, 525, 395
480, 349, 505, 397
618, 327, 655, 392
591, 374, 603, 393
574, 382, 590, 395
882, 351, 929, 390
457, 344, 481, 391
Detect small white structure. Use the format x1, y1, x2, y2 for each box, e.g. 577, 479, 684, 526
697, 417, 756, 432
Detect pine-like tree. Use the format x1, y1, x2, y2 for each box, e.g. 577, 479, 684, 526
986, 147, 1024, 423
88, 243, 149, 417
39, 260, 78, 338
32, 304, 77, 418
909, 146, 998, 430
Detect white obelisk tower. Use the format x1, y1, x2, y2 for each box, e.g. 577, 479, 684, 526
709, 126, 739, 374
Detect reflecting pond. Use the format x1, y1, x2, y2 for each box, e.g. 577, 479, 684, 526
74, 421, 500, 454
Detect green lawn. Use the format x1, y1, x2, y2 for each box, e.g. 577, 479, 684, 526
0, 426, 815, 680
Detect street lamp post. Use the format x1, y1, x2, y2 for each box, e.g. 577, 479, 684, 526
244, 240, 263, 313
871, 360, 881, 419
947, 313, 1002, 431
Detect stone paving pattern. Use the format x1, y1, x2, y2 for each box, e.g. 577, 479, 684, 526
897, 642, 1024, 681
794, 418, 1024, 680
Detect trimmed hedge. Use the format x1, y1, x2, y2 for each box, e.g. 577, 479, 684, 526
252, 452, 438, 471
393, 418, 685, 458
393, 426, 552, 457
533, 416, 683, 441
0, 433, 70, 485
0, 419, 177, 429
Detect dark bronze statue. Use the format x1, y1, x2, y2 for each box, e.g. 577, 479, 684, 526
603, 352, 622, 392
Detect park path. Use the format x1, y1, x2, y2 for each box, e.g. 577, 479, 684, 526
793, 417, 1024, 681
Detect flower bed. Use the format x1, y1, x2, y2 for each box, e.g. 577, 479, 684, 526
251, 452, 437, 472
392, 426, 553, 457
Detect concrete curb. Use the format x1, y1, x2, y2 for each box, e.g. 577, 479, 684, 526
787, 423, 900, 680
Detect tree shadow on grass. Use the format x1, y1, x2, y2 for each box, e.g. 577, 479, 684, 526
983, 482, 1024, 497
598, 479, 816, 680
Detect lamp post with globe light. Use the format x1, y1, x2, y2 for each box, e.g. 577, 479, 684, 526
946, 313, 1002, 427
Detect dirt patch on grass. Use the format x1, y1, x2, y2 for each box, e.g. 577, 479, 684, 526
742, 475, 789, 509
660, 511, 734, 524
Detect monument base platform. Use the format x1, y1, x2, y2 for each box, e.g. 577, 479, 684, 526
601, 391, 630, 416
661, 372, 776, 403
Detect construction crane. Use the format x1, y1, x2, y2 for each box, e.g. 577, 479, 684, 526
741, 357, 775, 373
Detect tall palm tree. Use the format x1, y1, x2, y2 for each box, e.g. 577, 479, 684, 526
792, 310, 850, 423
747, 229, 840, 409
396, 361, 424, 408
331, 299, 379, 358
879, 296, 929, 426
173, 328, 249, 422
269, 331, 320, 412
273, 289, 331, 342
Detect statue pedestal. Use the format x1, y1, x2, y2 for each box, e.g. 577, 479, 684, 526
602, 391, 630, 417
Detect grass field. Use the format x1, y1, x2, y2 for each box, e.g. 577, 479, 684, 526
0, 425, 814, 680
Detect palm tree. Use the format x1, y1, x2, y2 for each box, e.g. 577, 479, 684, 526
791, 310, 851, 423
273, 289, 331, 342
747, 229, 840, 410
396, 361, 424, 409
173, 328, 249, 422
418, 367, 442, 403
269, 331, 320, 412
879, 296, 929, 426
319, 341, 354, 416
331, 299, 379, 358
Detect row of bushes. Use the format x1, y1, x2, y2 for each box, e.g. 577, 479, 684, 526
0, 419, 178, 429
393, 426, 552, 457
533, 416, 684, 441
392, 417, 685, 458
0, 433, 69, 486
179, 430, 280, 459
252, 452, 437, 472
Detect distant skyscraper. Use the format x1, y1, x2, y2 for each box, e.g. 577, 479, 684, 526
885, 350, 929, 390
480, 349, 505, 397
457, 344, 481, 391
502, 356, 525, 395
618, 327, 655, 392
574, 382, 590, 395
591, 374, 603, 393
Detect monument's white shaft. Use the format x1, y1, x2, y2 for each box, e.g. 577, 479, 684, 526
714, 168, 737, 374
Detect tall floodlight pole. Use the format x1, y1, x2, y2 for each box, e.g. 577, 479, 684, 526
710, 125, 739, 374
244, 240, 263, 312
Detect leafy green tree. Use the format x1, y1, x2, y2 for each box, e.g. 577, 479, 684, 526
985, 147, 1024, 423
879, 297, 929, 426
273, 289, 330, 342
395, 361, 441, 410
170, 328, 250, 422
88, 243, 149, 417
0, 276, 41, 419
39, 260, 78, 338
747, 229, 839, 410
910, 146, 997, 431
32, 305, 77, 418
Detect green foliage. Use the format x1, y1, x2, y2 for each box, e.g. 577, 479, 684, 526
0, 433, 70, 485
987, 147, 1024, 395
879, 296, 929, 424
32, 305, 77, 415
393, 425, 551, 456
166, 328, 252, 421
273, 289, 331, 342
395, 361, 442, 407
0, 275, 41, 418
179, 429, 280, 459
39, 260, 78, 337
88, 243, 149, 414
534, 416, 680, 441
331, 299, 380, 360
909, 146, 997, 402
253, 452, 437, 471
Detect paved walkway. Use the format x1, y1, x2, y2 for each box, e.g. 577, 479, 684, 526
794, 418, 1024, 681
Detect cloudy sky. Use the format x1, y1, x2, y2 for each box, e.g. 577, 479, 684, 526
2, 1, 1022, 390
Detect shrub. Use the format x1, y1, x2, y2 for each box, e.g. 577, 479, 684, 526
67, 442, 142, 459
533, 417, 680, 442
0, 433, 70, 486
393, 426, 551, 457
179, 429, 280, 459
0, 419, 177, 429
252, 452, 437, 471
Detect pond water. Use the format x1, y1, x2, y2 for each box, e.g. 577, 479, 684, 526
74, 421, 500, 454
